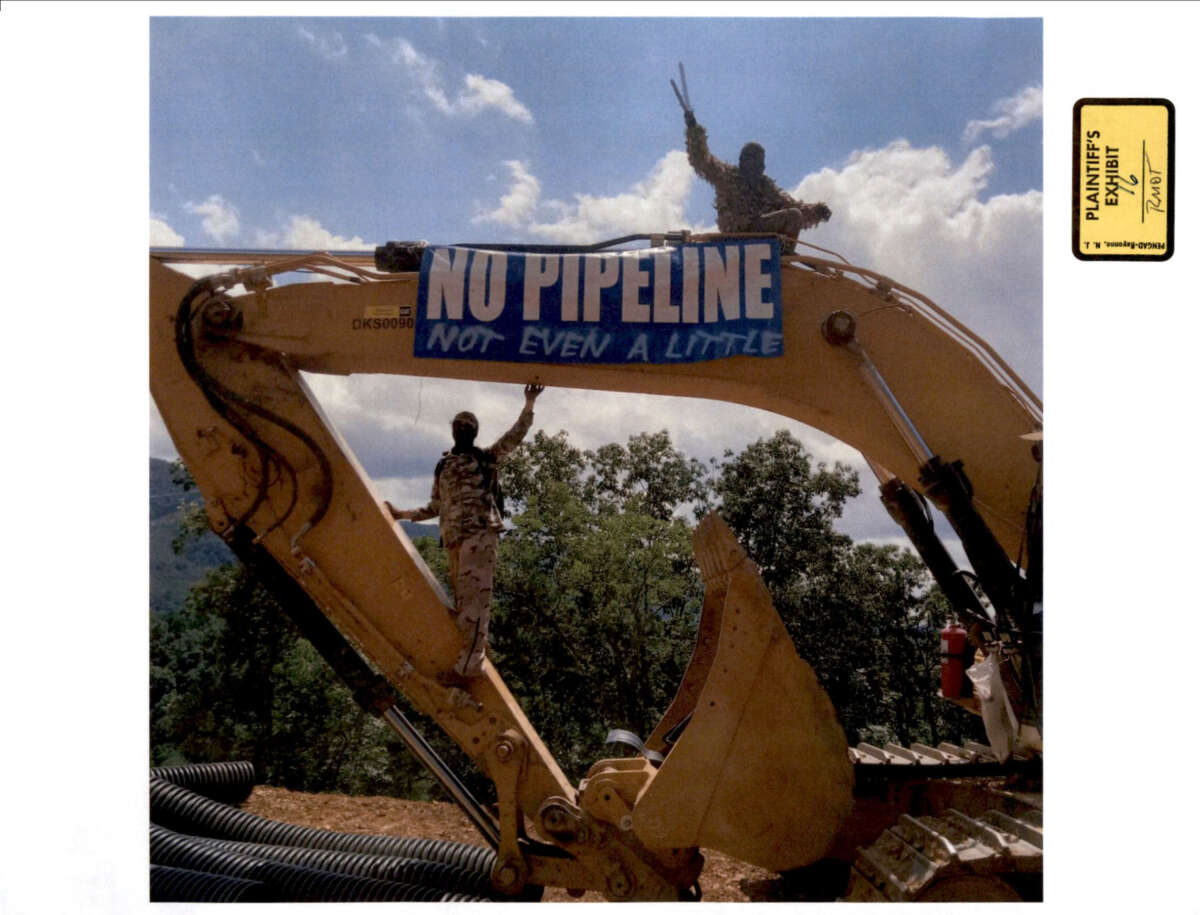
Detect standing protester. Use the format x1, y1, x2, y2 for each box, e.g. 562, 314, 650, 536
673, 68, 831, 251
386, 384, 545, 684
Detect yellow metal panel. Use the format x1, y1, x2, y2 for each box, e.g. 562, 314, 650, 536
632, 516, 853, 870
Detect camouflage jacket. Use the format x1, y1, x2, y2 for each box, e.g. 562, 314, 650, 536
686, 121, 799, 233
408, 406, 534, 548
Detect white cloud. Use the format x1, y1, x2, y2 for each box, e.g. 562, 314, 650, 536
459, 74, 533, 124
276, 215, 370, 251
963, 85, 1043, 142
149, 215, 183, 247
296, 25, 347, 61
472, 161, 540, 226
789, 140, 1042, 387
856, 534, 967, 570
185, 194, 239, 244
474, 151, 704, 243
250, 214, 371, 252
389, 37, 447, 110
376, 36, 533, 124
150, 138, 1037, 552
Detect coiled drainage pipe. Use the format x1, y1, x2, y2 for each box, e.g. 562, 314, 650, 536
150, 760, 256, 804
152, 824, 494, 898
196, 833, 492, 896
150, 777, 497, 874
150, 865, 275, 902
150, 825, 469, 902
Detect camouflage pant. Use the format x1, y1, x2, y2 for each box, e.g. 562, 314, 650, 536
446, 528, 499, 677
754, 205, 829, 253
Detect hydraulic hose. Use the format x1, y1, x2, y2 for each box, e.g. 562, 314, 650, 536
226, 527, 504, 851
173, 278, 273, 531
150, 778, 496, 874
150, 760, 256, 804
174, 275, 333, 540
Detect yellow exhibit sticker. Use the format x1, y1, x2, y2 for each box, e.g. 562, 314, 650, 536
1074, 98, 1174, 260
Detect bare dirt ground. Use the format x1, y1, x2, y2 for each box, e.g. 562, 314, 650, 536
242, 785, 780, 902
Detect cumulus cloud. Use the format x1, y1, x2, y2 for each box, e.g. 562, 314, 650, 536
247, 214, 371, 254
296, 24, 347, 61
150, 215, 184, 247
472, 161, 540, 226
789, 140, 1042, 387
474, 151, 703, 243
185, 194, 239, 244
963, 85, 1043, 141
151, 137, 1037, 556
458, 74, 533, 124
271, 215, 370, 251
373, 35, 533, 124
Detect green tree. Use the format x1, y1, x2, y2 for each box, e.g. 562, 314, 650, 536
151, 561, 442, 796
712, 430, 860, 591
153, 427, 981, 802
710, 431, 978, 748
490, 430, 704, 779
585, 430, 710, 520
501, 429, 590, 510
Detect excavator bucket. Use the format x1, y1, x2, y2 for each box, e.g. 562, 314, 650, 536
630, 515, 853, 872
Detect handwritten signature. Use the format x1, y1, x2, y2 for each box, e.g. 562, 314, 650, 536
1143, 148, 1165, 217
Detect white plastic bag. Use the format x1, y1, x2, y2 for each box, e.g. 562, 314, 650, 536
965, 653, 1018, 762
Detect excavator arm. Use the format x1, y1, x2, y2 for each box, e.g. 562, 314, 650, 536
149, 236, 1041, 899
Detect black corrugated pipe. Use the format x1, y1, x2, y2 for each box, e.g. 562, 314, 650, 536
150, 778, 496, 874
149, 865, 275, 902
173, 828, 495, 897
150, 825, 470, 902
150, 760, 256, 804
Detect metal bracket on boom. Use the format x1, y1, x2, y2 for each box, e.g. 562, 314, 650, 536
490, 730, 532, 895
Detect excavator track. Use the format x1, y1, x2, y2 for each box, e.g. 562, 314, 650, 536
843, 741, 1042, 902
843, 805, 1042, 901
849, 739, 1041, 782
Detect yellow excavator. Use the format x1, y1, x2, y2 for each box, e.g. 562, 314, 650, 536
150, 233, 1042, 901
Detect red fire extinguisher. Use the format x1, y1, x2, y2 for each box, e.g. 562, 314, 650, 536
940, 619, 968, 698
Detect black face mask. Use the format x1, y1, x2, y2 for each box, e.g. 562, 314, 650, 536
452, 428, 478, 452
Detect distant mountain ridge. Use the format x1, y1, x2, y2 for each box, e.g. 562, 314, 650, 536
149, 458, 438, 613
149, 458, 234, 613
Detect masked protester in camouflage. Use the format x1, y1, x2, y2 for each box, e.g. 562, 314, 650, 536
386, 384, 545, 683
682, 107, 831, 252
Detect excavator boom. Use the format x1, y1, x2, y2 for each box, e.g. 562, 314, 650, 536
149, 236, 1041, 899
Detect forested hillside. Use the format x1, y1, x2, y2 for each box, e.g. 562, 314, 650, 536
150, 431, 982, 799
150, 458, 232, 613
150, 458, 435, 613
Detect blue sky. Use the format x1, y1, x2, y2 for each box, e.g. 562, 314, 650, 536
149, 15, 1045, 553
152, 17, 1042, 247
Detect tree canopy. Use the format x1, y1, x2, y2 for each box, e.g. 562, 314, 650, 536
151, 427, 980, 797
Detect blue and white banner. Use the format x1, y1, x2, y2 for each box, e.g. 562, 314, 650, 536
414, 240, 783, 365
